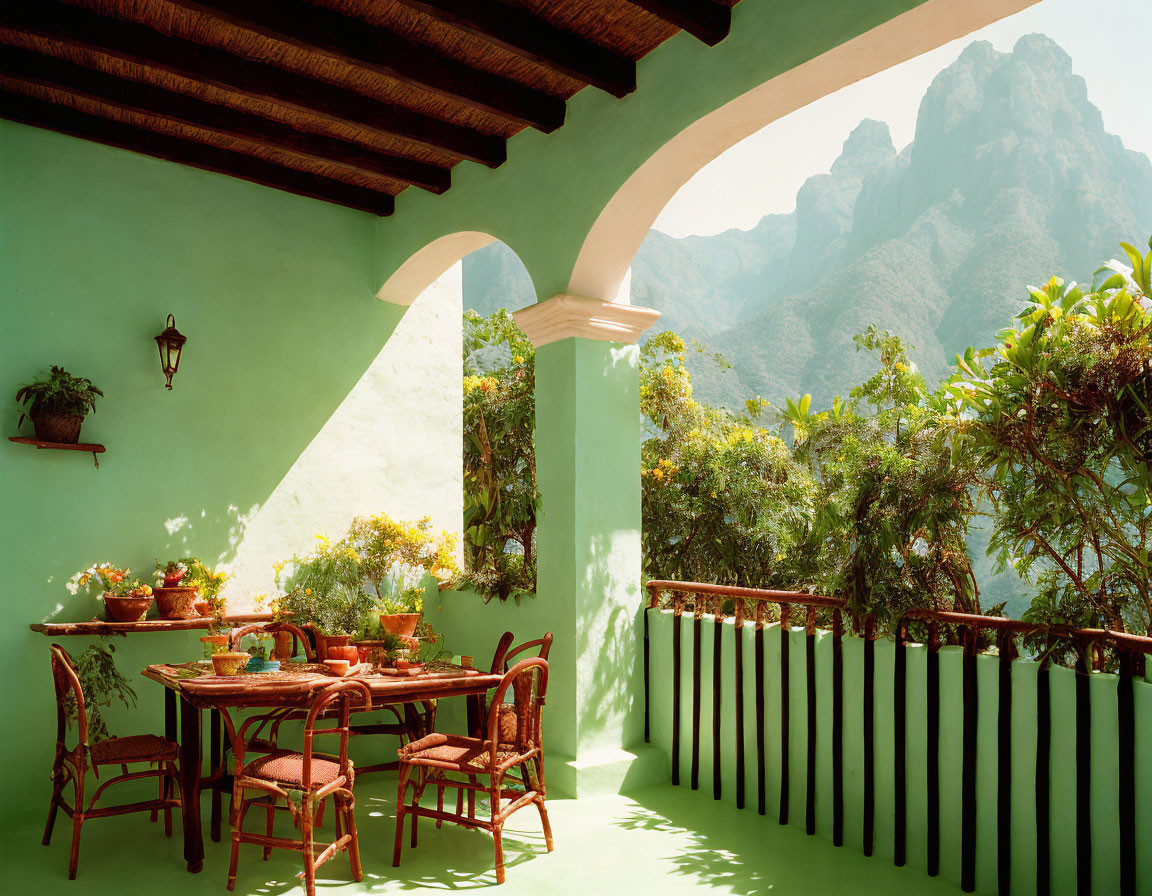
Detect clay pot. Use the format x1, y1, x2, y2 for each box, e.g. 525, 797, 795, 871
103, 593, 153, 622
154, 586, 200, 619
312, 632, 350, 661
328, 644, 359, 664
211, 652, 251, 676
32, 410, 83, 444
200, 634, 230, 653
379, 613, 420, 637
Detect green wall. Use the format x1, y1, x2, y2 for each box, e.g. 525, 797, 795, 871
647, 611, 1152, 894
0, 119, 396, 822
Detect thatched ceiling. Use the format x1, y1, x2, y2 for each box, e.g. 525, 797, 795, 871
0, 0, 740, 214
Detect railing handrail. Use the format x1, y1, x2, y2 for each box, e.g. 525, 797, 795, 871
644, 579, 1152, 660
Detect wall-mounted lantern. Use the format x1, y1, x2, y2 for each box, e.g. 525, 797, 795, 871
154, 314, 186, 390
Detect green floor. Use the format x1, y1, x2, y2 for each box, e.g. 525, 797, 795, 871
9, 775, 971, 895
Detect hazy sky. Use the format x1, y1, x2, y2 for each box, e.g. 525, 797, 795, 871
654, 0, 1151, 238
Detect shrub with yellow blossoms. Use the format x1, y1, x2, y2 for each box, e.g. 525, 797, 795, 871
274, 514, 459, 636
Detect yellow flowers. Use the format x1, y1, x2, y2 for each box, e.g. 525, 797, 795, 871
463, 375, 500, 394
304, 588, 312, 596
514, 355, 524, 364
895, 362, 909, 372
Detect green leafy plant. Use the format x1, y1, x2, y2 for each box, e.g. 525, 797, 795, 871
274, 514, 459, 635
945, 237, 1152, 634
461, 310, 538, 601
65, 642, 137, 744
177, 557, 230, 614
640, 331, 817, 591
15, 365, 103, 426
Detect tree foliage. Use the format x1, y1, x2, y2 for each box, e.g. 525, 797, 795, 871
461, 310, 538, 601
945, 238, 1152, 633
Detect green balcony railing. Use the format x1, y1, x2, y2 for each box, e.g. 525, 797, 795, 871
642, 580, 1152, 896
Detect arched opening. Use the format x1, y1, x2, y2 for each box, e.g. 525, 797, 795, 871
567, 0, 1038, 303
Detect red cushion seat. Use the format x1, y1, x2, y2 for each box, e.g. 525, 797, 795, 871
242, 750, 348, 788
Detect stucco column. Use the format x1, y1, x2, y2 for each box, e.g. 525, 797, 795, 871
515, 295, 664, 795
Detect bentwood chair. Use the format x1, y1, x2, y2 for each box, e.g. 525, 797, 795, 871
226, 679, 371, 896
43, 644, 182, 879
393, 657, 553, 885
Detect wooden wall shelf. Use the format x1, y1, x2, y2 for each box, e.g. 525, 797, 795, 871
9, 436, 106, 467
30, 613, 273, 637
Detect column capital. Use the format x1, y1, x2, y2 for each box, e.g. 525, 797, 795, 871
513, 294, 659, 348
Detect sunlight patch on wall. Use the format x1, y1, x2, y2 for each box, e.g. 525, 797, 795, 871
222, 264, 464, 611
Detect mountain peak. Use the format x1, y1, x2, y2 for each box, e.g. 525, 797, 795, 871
832, 119, 896, 179
1011, 32, 1073, 72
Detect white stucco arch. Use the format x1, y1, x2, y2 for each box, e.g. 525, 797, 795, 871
376, 231, 499, 306
567, 0, 1037, 303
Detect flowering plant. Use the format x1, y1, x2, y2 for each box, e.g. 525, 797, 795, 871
155, 558, 229, 613
77, 563, 153, 598
274, 514, 459, 635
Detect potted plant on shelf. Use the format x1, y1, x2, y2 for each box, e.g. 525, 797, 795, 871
15, 365, 103, 444
181, 558, 229, 618
152, 560, 199, 619
273, 513, 459, 660
77, 563, 155, 622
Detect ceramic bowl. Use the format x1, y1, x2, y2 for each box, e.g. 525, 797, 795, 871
210, 652, 251, 676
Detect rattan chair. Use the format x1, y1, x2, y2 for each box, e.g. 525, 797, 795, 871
393, 657, 552, 885
43, 644, 181, 879
225, 679, 371, 896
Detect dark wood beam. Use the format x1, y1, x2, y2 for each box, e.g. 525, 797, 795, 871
0, 43, 450, 193
0, 1, 505, 167
168, 0, 566, 132
393, 0, 636, 98
625, 0, 732, 46
0, 89, 394, 215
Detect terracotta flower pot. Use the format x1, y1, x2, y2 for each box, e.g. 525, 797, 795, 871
104, 593, 153, 622
154, 586, 200, 619
211, 652, 251, 676
312, 632, 350, 662
32, 410, 83, 444
328, 644, 359, 664
379, 613, 420, 637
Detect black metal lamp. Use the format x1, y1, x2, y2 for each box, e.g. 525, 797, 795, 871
154, 314, 186, 390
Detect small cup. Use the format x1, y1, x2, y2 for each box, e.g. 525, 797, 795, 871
460, 655, 473, 670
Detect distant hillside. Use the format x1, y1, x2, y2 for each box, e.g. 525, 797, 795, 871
462, 34, 1152, 615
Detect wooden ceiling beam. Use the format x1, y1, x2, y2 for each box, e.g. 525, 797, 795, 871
393, 0, 636, 98
624, 0, 732, 46
168, 0, 566, 132
0, 43, 450, 193
0, 1, 505, 167
0, 90, 395, 214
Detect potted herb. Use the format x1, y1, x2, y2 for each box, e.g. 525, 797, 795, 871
152, 560, 199, 619
77, 563, 154, 622
273, 514, 458, 657
15, 366, 103, 444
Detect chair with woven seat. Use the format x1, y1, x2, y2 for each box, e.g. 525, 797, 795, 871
43, 644, 181, 879
226, 679, 371, 896
393, 657, 552, 885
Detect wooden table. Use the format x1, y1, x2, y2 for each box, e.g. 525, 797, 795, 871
143, 660, 503, 873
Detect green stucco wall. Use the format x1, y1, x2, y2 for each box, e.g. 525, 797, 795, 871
0, 119, 401, 823
647, 611, 1152, 895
